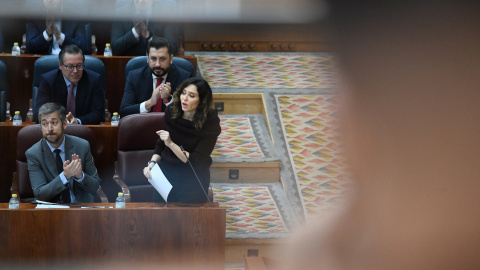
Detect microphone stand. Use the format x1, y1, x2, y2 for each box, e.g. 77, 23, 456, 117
180, 145, 214, 207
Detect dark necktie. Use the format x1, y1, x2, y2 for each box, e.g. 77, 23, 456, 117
66, 83, 76, 116
54, 149, 71, 203
152, 77, 164, 112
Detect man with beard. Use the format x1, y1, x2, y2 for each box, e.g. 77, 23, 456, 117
26, 103, 101, 203
119, 37, 192, 117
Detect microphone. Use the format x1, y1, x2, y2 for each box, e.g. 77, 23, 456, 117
180, 145, 214, 207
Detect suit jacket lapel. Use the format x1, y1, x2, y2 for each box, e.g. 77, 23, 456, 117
144, 66, 154, 94
41, 139, 59, 178
55, 70, 68, 105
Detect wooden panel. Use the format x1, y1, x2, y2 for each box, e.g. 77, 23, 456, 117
183, 22, 331, 52
210, 161, 281, 183
0, 202, 225, 269
226, 238, 285, 266
0, 54, 37, 116
213, 93, 265, 115
245, 257, 268, 270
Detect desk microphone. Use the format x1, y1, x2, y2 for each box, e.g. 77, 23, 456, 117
180, 145, 214, 207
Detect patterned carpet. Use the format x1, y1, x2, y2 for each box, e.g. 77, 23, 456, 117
194, 52, 337, 89
195, 52, 349, 232
213, 183, 295, 239
272, 94, 350, 222
212, 114, 278, 163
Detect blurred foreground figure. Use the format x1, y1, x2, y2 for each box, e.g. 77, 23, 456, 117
285, 1, 480, 269
26, 0, 88, 55
111, 0, 180, 56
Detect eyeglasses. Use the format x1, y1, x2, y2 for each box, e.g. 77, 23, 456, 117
61, 64, 84, 71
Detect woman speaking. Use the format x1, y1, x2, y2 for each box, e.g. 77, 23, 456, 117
143, 77, 221, 203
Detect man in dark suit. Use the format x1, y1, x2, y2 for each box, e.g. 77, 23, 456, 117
26, 0, 89, 55
111, 0, 179, 56
33, 44, 105, 125
119, 37, 191, 117
26, 103, 100, 203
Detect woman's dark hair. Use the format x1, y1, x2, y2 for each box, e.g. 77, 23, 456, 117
171, 77, 213, 130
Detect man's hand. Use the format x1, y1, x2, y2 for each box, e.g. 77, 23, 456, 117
159, 82, 171, 100
145, 87, 162, 110
45, 17, 55, 36
52, 24, 61, 40
63, 154, 83, 180
66, 112, 79, 124
133, 19, 146, 36
141, 28, 150, 39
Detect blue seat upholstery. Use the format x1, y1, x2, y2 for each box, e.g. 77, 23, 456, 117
0, 60, 7, 121
32, 55, 105, 112
124, 56, 195, 79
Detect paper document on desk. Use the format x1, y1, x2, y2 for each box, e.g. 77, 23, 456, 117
148, 163, 173, 202
36, 205, 70, 209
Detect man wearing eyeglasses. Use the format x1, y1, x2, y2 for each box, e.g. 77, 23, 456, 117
33, 45, 105, 125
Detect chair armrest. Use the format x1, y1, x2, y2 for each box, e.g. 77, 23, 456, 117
94, 186, 109, 203
113, 161, 132, 203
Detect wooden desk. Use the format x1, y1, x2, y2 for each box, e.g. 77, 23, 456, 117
0, 54, 197, 120
0, 202, 225, 269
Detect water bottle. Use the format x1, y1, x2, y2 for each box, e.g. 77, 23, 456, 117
111, 112, 120, 126
9, 194, 20, 209
104, 43, 112, 57
12, 42, 21, 56
5, 107, 12, 122
13, 111, 22, 125
115, 192, 125, 208
26, 99, 34, 122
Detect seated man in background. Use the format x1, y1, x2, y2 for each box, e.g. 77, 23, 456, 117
111, 0, 179, 56
26, 103, 101, 203
26, 0, 89, 55
119, 37, 191, 117
33, 44, 105, 125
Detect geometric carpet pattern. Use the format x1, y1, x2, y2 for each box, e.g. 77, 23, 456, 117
212, 114, 279, 163
212, 117, 265, 159
196, 53, 337, 89
212, 183, 295, 239
274, 94, 351, 222
193, 52, 348, 234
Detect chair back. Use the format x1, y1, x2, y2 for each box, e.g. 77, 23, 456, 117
32, 55, 106, 111
15, 124, 96, 202
125, 56, 194, 78
116, 113, 164, 202
0, 60, 6, 121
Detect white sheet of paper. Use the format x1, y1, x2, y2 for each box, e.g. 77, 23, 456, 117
148, 163, 173, 202
35, 205, 70, 209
